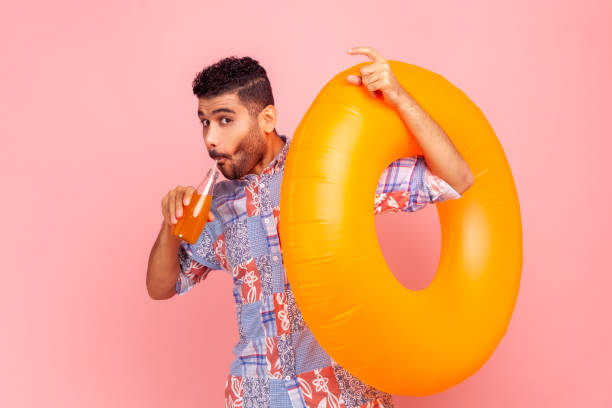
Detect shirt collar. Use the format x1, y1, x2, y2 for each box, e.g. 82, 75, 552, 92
239, 134, 291, 181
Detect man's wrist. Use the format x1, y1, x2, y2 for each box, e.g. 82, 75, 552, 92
160, 221, 182, 247
394, 90, 419, 114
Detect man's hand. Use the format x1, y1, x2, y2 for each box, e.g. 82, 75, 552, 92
346, 46, 408, 108
161, 185, 214, 228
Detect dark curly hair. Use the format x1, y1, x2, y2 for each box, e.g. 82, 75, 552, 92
192, 56, 275, 120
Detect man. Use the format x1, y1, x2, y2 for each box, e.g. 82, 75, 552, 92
147, 46, 473, 408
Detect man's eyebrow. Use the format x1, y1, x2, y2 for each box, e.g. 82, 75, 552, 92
197, 108, 236, 116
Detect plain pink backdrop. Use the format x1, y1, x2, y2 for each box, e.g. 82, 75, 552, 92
2, 0, 611, 406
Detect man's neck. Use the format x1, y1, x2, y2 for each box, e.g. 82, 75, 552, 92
250, 132, 285, 176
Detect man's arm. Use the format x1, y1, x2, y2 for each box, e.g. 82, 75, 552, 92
394, 92, 474, 194
146, 221, 182, 300
148, 184, 218, 299
345, 46, 474, 194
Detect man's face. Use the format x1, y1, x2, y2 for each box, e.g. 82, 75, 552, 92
197, 92, 267, 180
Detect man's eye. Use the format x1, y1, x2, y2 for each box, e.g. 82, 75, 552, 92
200, 117, 231, 126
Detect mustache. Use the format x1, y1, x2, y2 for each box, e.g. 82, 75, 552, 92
209, 150, 231, 160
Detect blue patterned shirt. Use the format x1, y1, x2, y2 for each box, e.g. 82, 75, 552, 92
176, 134, 461, 408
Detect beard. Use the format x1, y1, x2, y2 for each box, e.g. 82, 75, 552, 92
220, 120, 266, 180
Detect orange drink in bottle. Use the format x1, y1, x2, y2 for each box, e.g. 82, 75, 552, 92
172, 160, 219, 244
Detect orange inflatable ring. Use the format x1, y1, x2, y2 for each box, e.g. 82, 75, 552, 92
279, 60, 522, 396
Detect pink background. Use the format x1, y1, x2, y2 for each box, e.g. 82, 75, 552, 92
2, 0, 611, 406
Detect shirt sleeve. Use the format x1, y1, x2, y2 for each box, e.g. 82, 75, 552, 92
374, 155, 462, 214
175, 215, 224, 295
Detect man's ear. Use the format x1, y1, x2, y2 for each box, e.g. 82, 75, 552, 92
259, 104, 277, 133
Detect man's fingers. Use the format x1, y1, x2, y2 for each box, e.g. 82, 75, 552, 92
175, 189, 185, 219
365, 78, 386, 92
346, 74, 361, 85
346, 46, 388, 99
184, 187, 195, 206
347, 46, 385, 63
361, 71, 379, 84
347, 74, 376, 97
359, 62, 389, 76
168, 191, 177, 224
161, 195, 171, 226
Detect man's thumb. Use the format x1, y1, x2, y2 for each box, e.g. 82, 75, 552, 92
346, 74, 362, 85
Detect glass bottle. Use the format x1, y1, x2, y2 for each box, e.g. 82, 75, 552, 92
172, 160, 219, 244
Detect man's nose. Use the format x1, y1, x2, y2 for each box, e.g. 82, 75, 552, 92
204, 126, 220, 150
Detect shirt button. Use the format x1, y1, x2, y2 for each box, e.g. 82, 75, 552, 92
273, 255, 279, 262
264, 218, 270, 224
260, 182, 265, 188
285, 375, 291, 381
